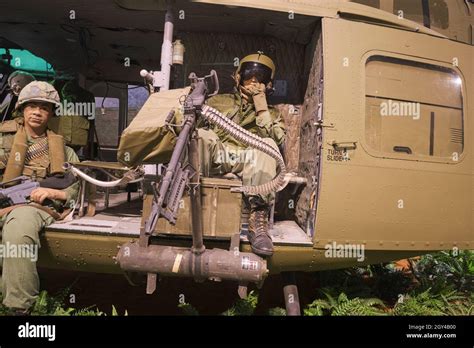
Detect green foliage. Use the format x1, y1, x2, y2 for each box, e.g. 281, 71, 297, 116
110, 305, 128, 316
221, 290, 258, 316
0, 289, 127, 316
304, 251, 474, 316
304, 299, 332, 316
392, 289, 447, 316
72, 305, 105, 316
268, 307, 287, 316
413, 250, 474, 293
32, 290, 75, 316
305, 289, 387, 316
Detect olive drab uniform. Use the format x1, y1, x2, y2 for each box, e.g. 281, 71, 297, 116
193, 90, 285, 205
175, 52, 285, 257
0, 81, 80, 312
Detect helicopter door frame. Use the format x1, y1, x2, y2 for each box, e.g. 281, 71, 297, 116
313, 17, 473, 252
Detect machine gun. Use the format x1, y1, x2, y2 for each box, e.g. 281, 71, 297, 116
0, 174, 75, 209
0, 176, 40, 208
124, 70, 271, 294
143, 70, 219, 237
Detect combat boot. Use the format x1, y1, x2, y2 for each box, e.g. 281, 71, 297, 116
248, 205, 273, 256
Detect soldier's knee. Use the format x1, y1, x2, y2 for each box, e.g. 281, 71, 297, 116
2, 225, 36, 246
2, 207, 41, 245
4, 206, 38, 220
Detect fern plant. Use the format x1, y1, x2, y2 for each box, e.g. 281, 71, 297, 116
413, 250, 474, 293
268, 307, 287, 316
305, 289, 387, 316
221, 290, 258, 316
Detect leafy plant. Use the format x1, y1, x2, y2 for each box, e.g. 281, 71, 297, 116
413, 250, 474, 293
72, 305, 105, 316
0, 289, 127, 316
221, 290, 258, 316
268, 307, 287, 316
305, 289, 387, 316
32, 290, 75, 316
391, 289, 446, 316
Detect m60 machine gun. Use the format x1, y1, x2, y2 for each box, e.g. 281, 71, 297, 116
143, 70, 219, 236
117, 70, 289, 295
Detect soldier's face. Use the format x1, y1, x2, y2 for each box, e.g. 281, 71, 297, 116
23, 102, 54, 129
242, 75, 260, 87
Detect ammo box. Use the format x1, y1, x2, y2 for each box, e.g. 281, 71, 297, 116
144, 177, 242, 238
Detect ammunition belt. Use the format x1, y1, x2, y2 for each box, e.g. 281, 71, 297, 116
0, 137, 49, 166
25, 137, 49, 163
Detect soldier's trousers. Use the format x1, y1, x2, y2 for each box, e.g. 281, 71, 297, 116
197, 128, 278, 205
0, 206, 55, 310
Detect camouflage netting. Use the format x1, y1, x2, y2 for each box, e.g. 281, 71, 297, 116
294, 28, 324, 229
273, 25, 323, 228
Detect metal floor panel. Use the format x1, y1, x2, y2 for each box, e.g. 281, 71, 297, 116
48, 216, 312, 245
47, 192, 312, 245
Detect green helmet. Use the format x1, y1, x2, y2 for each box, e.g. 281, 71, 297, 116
7, 70, 36, 96
16, 81, 61, 109
234, 52, 276, 87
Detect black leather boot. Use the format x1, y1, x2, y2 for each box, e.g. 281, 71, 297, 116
248, 204, 274, 256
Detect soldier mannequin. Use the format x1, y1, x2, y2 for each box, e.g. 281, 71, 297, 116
0, 81, 79, 315
195, 53, 285, 256
0, 71, 36, 121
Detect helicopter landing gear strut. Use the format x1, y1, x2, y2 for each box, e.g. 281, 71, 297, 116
282, 272, 301, 316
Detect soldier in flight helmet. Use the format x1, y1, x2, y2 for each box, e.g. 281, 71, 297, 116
199, 52, 285, 256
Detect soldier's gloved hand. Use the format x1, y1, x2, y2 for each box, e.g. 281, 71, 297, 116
244, 83, 268, 113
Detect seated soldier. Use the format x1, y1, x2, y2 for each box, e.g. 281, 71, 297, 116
0, 71, 36, 121
189, 52, 285, 256
0, 81, 80, 315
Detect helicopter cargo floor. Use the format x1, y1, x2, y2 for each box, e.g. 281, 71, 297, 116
46, 192, 313, 246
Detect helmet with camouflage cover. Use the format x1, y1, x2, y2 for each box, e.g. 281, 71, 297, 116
7, 70, 36, 96
16, 81, 61, 109
234, 52, 275, 90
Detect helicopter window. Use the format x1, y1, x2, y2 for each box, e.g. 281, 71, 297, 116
127, 85, 148, 126
393, 0, 424, 23
429, 0, 449, 30
365, 55, 463, 161
94, 96, 120, 148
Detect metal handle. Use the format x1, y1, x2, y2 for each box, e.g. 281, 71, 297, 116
329, 140, 357, 151
393, 146, 412, 154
